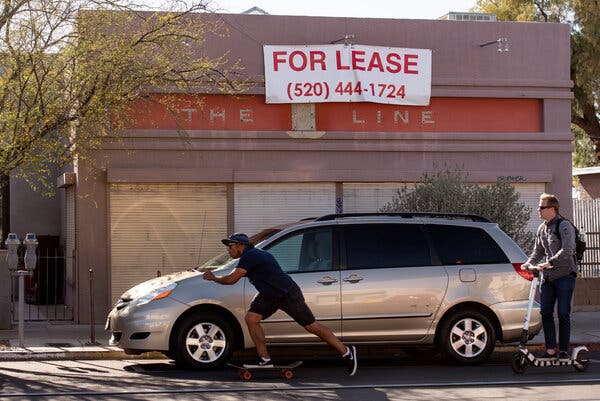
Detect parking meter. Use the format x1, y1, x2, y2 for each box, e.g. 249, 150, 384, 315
5, 233, 20, 271
23, 233, 38, 271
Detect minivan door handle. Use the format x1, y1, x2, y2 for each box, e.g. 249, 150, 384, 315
317, 276, 339, 285
343, 274, 364, 283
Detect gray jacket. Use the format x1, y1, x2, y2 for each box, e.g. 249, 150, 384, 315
526, 215, 578, 281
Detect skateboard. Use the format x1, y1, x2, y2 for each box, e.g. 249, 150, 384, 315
227, 361, 303, 380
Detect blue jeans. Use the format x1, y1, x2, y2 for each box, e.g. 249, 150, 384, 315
540, 273, 576, 352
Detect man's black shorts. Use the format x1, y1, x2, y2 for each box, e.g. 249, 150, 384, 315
249, 284, 316, 327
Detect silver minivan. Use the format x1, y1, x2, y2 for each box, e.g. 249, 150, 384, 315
106, 213, 542, 368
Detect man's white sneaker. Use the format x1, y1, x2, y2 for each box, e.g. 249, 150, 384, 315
343, 345, 358, 376
243, 357, 274, 368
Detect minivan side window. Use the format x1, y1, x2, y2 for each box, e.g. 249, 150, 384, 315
426, 224, 509, 265
264, 227, 334, 273
344, 224, 431, 269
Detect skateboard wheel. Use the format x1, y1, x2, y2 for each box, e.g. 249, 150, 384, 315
241, 370, 252, 380
282, 369, 294, 379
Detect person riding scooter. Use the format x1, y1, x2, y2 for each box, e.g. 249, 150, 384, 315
521, 193, 578, 360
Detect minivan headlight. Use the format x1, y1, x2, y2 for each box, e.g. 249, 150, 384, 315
129, 282, 178, 308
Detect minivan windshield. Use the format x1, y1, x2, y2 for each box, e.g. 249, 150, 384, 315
195, 226, 289, 271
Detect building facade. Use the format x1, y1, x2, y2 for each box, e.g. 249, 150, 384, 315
574, 167, 600, 199
60, 13, 572, 322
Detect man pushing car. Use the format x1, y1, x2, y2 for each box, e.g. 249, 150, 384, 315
202, 232, 358, 376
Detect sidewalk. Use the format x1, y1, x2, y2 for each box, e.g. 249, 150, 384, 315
0, 322, 163, 361
0, 311, 599, 361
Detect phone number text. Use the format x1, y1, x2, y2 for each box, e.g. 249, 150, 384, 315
285, 81, 407, 101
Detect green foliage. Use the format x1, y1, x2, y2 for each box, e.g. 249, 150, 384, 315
0, 0, 242, 191
573, 126, 597, 167
474, 0, 538, 21
475, 0, 571, 22
380, 169, 534, 250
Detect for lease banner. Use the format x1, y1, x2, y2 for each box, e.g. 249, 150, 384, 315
263, 44, 432, 105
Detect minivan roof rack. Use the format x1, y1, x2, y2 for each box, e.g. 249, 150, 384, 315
315, 212, 491, 222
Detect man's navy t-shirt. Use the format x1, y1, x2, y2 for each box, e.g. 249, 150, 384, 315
238, 247, 296, 299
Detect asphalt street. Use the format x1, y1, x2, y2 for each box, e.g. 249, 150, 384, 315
0, 350, 599, 400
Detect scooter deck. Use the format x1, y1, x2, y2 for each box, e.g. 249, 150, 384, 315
512, 346, 589, 373
227, 361, 302, 380
521, 349, 583, 367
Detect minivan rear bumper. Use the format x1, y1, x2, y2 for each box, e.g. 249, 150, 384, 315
491, 300, 542, 342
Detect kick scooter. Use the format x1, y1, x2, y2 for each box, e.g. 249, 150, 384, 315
511, 264, 589, 374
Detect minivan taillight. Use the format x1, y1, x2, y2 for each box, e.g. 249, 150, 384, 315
513, 263, 533, 281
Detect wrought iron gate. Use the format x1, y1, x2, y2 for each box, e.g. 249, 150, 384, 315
10, 248, 74, 321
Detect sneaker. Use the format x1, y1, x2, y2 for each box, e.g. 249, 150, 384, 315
243, 357, 273, 368
558, 351, 570, 360
342, 345, 358, 376
536, 351, 558, 359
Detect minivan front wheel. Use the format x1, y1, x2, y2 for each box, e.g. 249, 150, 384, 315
439, 310, 495, 365
172, 313, 234, 369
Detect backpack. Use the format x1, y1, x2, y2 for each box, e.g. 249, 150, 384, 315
554, 217, 586, 264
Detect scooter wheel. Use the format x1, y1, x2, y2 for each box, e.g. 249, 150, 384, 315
574, 349, 589, 372
574, 361, 589, 372
511, 352, 528, 374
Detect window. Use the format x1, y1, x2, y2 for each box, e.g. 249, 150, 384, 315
426, 225, 509, 265
264, 227, 334, 273
344, 224, 431, 269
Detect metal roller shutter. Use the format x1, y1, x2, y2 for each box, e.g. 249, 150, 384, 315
512, 183, 546, 233
109, 183, 227, 303
343, 183, 412, 212
234, 183, 336, 236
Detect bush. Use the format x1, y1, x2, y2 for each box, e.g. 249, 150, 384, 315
379, 169, 534, 250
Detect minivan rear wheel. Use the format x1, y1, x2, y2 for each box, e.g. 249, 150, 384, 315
439, 310, 495, 365
171, 313, 234, 369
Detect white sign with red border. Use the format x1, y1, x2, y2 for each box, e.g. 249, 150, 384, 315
263, 44, 432, 105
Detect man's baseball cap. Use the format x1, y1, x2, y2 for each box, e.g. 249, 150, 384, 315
221, 233, 252, 246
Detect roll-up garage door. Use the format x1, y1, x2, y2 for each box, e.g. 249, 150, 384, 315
109, 183, 227, 303
512, 183, 546, 233
343, 183, 413, 213
234, 183, 336, 236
